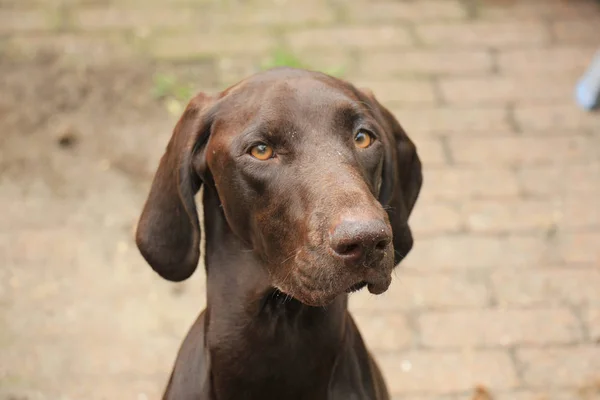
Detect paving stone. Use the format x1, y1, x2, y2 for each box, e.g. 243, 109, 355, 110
2, 0, 600, 398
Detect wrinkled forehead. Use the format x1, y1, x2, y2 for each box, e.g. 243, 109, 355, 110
212, 73, 365, 138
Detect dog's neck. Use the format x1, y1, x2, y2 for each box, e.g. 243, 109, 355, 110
200, 185, 349, 399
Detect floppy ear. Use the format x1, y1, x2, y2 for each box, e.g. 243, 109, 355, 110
360, 88, 423, 265
136, 93, 213, 281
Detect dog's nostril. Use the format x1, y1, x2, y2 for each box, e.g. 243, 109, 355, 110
332, 241, 365, 262
339, 243, 360, 255
375, 239, 388, 250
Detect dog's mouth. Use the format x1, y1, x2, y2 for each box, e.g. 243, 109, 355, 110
345, 281, 368, 293
271, 277, 390, 308
271, 254, 394, 307
347, 276, 392, 296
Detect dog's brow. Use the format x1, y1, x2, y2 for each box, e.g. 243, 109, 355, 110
240, 125, 261, 140
333, 103, 368, 127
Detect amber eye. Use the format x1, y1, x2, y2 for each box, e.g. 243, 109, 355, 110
250, 143, 274, 160
354, 130, 373, 149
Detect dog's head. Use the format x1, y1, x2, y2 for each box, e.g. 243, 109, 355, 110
136, 68, 422, 307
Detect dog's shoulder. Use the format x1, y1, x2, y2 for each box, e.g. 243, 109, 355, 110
163, 310, 212, 400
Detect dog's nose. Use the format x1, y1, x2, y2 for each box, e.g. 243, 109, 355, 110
330, 219, 392, 266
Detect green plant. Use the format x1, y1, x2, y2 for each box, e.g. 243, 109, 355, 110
261, 48, 308, 70
152, 73, 195, 116
261, 48, 345, 78
152, 73, 194, 102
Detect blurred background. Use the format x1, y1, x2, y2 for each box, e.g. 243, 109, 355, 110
1, 0, 599, 399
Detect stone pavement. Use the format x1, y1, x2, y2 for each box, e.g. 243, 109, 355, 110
1, 0, 599, 399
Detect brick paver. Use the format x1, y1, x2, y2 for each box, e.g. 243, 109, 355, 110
420, 168, 521, 200
449, 135, 599, 165
418, 309, 583, 348
340, 0, 468, 22
286, 26, 414, 51
377, 349, 519, 394
491, 267, 600, 307
586, 308, 600, 342
518, 346, 600, 388
392, 106, 513, 135
415, 21, 551, 47
439, 75, 579, 105
359, 49, 494, 76
1, 0, 599, 399
552, 17, 600, 44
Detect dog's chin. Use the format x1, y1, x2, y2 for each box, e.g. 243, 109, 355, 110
276, 287, 340, 308
271, 251, 395, 307
275, 275, 392, 308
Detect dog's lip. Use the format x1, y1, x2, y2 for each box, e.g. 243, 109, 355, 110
346, 267, 393, 295
273, 256, 394, 306
345, 276, 391, 295
365, 274, 392, 295
345, 281, 368, 293
274, 275, 390, 307
367, 281, 388, 295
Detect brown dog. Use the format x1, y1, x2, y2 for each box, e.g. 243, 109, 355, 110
136, 67, 422, 400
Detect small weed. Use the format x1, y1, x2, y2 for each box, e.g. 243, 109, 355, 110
152, 73, 195, 116
261, 47, 345, 78
152, 73, 194, 101
321, 65, 346, 78
261, 48, 307, 70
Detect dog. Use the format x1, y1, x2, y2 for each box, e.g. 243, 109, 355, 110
136, 67, 423, 400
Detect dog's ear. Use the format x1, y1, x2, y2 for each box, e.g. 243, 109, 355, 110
136, 93, 213, 281
360, 88, 423, 265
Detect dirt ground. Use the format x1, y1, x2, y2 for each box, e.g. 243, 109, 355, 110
1, 0, 600, 399
0, 51, 204, 399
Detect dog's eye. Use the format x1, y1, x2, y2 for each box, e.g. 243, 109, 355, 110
354, 130, 373, 149
250, 144, 274, 160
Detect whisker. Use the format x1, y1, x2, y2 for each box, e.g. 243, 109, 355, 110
280, 251, 296, 266
278, 252, 297, 289
394, 249, 407, 259
280, 269, 294, 287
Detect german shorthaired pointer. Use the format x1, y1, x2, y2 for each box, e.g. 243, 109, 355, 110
136, 67, 423, 400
